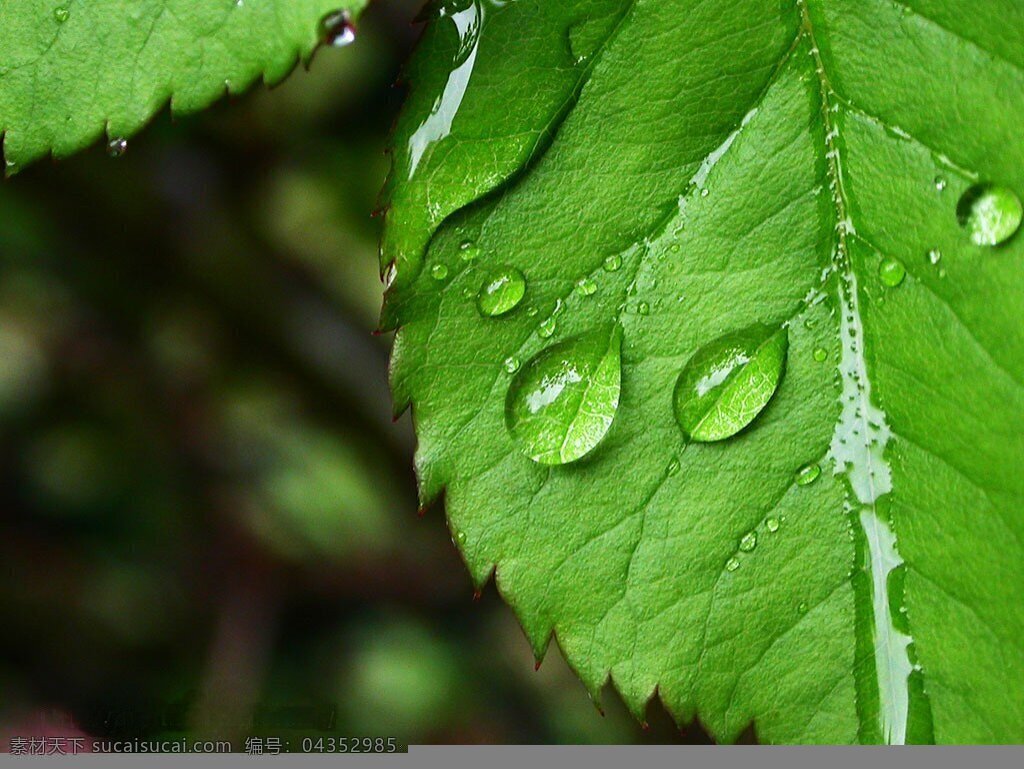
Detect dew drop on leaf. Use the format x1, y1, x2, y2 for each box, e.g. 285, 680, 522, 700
934, 176, 947, 192
503, 356, 521, 374
106, 137, 127, 157
505, 326, 623, 465
637, 301, 650, 316
459, 240, 480, 260
795, 462, 821, 486
575, 277, 597, 297
956, 183, 1023, 246
476, 266, 526, 317
739, 531, 758, 552
813, 347, 828, 363
879, 258, 906, 287
766, 517, 780, 533
603, 254, 622, 272
320, 10, 356, 48
927, 248, 942, 265
725, 557, 740, 573
430, 263, 449, 281
53, 6, 69, 23
672, 323, 788, 442
537, 316, 557, 338
798, 601, 809, 614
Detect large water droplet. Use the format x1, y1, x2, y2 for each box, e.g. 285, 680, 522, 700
476, 266, 526, 317
956, 183, 1023, 246
673, 323, 788, 442
879, 258, 906, 287
320, 10, 356, 47
505, 327, 623, 465
795, 462, 821, 486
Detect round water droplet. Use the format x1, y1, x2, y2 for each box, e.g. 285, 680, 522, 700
476, 266, 526, 317
504, 356, 521, 374
673, 323, 788, 442
927, 248, 942, 265
879, 258, 906, 287
956, 183, 1023, 246
637, 301, 650, 316
456, 531, 467, 544
575, 277, 597, 297
320, 9, 356, 47
797, 601, 808, 614
505, 327, 623, 465
700, 188, 709, 198
106, 137, 127, 157
459, 240, 481, 261
537, 316, 557, 339
603, 254, 622, 272
739, 531, 757, 552
795, 462, 821, 486
430, 263, 449, 281
813, 347, 828, 363
934, 176, 946, 192
53, 6, 69, 22
766, 517, 780, 533
725, 557, 740, 573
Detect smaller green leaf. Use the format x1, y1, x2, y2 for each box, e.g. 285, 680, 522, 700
505, 325, 622, 466
673, 323, 788, 442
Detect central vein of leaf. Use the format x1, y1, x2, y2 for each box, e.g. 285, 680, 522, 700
798, 0, 916, 745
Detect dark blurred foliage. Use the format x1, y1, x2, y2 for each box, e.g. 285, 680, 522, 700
0, 0, 721, 748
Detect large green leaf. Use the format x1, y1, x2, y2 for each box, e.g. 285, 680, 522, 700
383, 0, 1024, 744
0, 0, 365, 172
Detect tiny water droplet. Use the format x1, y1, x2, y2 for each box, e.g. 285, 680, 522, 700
795, 462, 821, 486
934, 176, 946, 191
766, 517, 780, 533
537, 316, 557, 338
739, 531, 757, 552
476, 266, 526, 317
879, 258, 906, 287
673, 323, 788, 442
320, 9, 356, 47
459, 240, 480, 260
798, 601, 808, 614
666, 457, 680, 476
106, 137, 127, 157
637, 301, 650, 315
456, 531, 467, 543
956, 183, 1023, 246
504, 356, 521, 374
53, 6, 69, 22
505, 327, 623, 465
430, 263, 449, 281
669, 243, 680, 253
813, 347, 828, 363
700, 188, 709, 198
603, 254, 622, 272
575, 277, 597, 297
383, 262, 398, 289
726, 557, 740, 573
927, 248, 942, 265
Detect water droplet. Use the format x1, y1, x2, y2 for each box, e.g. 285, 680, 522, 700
537, 316, 557, 338
476, 266, 526, 317
320, 9, 356, 47
956, 183, 1023, 246
879, 258, 906, 287
766, 517, 780, 533
795, 462, 821, 486
53, 6, 69, 22
739, 531, 757, 552
106, 137, 127, 157
934, 176, 946, 192
504, 356, 521, 374
456, 531, 467, 543
673, 323, 788, 442
430, 263, 449, 281
383, 262, 398, 289
700, 188, 709, 198
575, 277, 597, 297
603, 254, 622, 272
798, 601, 808, 614
725, 557, 740, 573
637, 301, 650, 316
813, 347, 828, 363
926, 248, 942, 265
505, 327, 623, 465
666, 457, 680, 476
459, 240, 480, 260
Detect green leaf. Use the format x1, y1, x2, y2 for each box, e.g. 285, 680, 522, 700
384, 0, 1024, 744
0, 0, 366, 172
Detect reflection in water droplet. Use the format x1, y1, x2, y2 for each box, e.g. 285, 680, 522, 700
503, 356, 521, 374
537, 316, 556, 338
505, 327, 623, 465
956, 183, 1023, 246
725, 557, 740, 573
320, 9, 356, 47
795, 462, 821, 486
575, 277, 597, 297
106, 137, 127, 157
603, 254, 622, 272
430, 264, 449, 281
673, 323, 787, 442
879, 258, 906, 287
476, 266, 526, 317
766, 517, 780, 533
739, 531, 757, 552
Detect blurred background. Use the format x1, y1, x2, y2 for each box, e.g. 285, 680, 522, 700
0, 0, 714, 748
